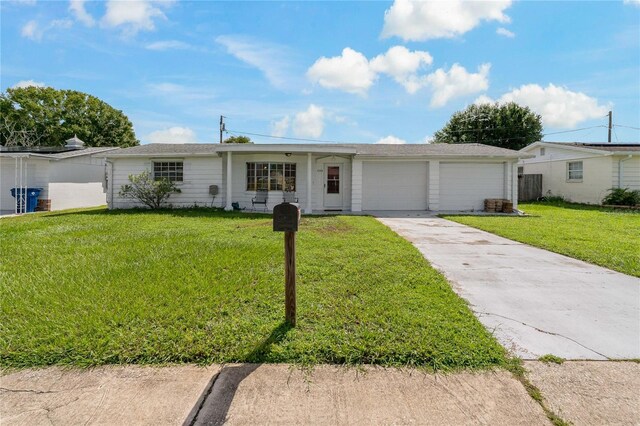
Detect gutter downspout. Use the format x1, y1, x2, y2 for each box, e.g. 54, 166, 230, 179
106, 160, 114, 209
618, 155, 632, 188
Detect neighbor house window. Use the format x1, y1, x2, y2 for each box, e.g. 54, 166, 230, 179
540, 147, 546, 156
153, 161, 183, 182
567, 161, 583, 181
246, 162, 296, 191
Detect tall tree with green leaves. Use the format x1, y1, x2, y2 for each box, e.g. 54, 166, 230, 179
433, 102, 543, 150
0, 86, 139, 147
223, 135, 253, 144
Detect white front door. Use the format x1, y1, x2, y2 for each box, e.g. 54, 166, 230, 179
323, 164, 343, 209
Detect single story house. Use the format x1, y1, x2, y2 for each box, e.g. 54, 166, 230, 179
0, 136, 119, 214
101, 143, 528, 213
519, 142, 640, 204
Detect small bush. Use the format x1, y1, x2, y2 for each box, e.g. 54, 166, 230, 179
538, 192, 568, 203
119, 171, 181, 209
602, 188, 640, 206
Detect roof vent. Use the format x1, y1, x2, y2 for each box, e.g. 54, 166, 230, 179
65, 135, 85, 149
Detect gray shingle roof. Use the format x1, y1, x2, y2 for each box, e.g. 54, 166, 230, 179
104, 143, 526, 158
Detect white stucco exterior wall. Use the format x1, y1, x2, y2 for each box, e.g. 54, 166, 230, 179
48, 156, 108, 210
520, 145, 618, 204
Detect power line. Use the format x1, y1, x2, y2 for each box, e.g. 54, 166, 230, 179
543, 126, 607, 136
226, 130, 356, 144
613, 124, 640, 130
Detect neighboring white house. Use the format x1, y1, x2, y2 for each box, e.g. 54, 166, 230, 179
101, 143, 528, 213
519, 142, 640, 204
0, 136, 119, 214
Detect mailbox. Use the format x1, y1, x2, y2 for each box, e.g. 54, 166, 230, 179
273, 202, 300, 232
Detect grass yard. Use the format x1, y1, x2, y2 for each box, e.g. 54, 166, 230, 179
445, 202, 640, 277
0, 208, 505, 370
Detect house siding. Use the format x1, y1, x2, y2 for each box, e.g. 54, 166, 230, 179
611, 155, 640, 190
110, 156, 223, 209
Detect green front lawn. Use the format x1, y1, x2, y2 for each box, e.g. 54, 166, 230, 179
0, 208, 505, 370
445, 202, 640, 277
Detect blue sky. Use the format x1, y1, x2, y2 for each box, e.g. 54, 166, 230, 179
1, 0, 639, 145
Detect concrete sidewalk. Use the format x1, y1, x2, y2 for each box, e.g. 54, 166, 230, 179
2, 364, 547, 425
3, 363, 639, 425
378, 217, 640, 360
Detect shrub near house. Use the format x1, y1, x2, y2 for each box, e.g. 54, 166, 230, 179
119, 171, 181, 209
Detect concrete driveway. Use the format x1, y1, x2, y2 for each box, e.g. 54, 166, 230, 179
378, 217, 640, 360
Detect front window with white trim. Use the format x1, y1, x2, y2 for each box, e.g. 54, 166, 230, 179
567, 161, 583, 181
153, 161, 183, 182
246, 162, 296, 191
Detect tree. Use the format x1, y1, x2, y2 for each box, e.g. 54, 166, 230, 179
433, 102, 543, 150
119, 171, 181, 209
223, 135, 253, 144
0, 86, 139, 147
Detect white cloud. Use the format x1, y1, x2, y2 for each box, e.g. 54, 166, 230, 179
308, 45, 433, 95
147, 127, 197, 144
623, 0, 640, 6
270, 116, 290, 137
292, 104, 325, 138
21, 20, 39, 40
370, 46, 433, 94
20, 19, 71, 41
376, 135, 406, 144
496, 27, 515, 38
426, 63, 491, 108
69, 0, 95, 27
307, 48, 376, 96
480, 84, 610, 128
216, 35, 294, 90
102, 0, 173, 35
145, 40, 191, 50
382, 0, 512, 41
12, 80, 46, 89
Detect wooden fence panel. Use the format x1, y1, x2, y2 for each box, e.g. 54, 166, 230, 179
518, 174, 542, 201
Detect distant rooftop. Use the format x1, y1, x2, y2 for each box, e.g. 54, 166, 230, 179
541, 142, 640, 152
0, 145, 119, 159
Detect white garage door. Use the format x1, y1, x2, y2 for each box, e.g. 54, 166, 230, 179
440, 163, 505, 211
362, 161, 428, 210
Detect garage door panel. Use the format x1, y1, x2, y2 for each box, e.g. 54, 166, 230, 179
362, 162, 427, 210
440, 163, 504, 211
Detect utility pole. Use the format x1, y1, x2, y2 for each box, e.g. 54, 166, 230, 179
608, 111, 612, 143
219, 115, 226, 144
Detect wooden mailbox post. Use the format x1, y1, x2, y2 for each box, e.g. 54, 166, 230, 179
273, 202, 300, 326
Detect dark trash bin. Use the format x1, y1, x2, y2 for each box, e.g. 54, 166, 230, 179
10, 187, 43, 213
